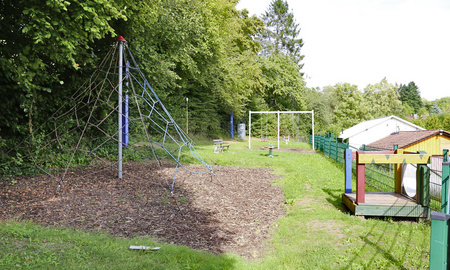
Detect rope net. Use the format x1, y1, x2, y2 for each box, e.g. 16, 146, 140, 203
2, 39, 216, 195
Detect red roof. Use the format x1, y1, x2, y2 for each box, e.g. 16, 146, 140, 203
366, 129, 450, 150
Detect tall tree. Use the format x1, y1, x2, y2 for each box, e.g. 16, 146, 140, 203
260, 0, 304, 66
424, 114, 441, 129
398, 81, 423, 114
0, 0, 124, 139
259, 53, 306, 111
324, 83, 369, 131
363, 78, 403, 118
443, 113, 450, 131
114, 0, 265, 135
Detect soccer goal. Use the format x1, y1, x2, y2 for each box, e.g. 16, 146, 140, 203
248, 110, 315, 149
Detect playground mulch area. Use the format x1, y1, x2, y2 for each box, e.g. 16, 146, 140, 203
0, 163, 285, 259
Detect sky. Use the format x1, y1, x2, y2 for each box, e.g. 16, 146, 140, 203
236, 0, 450, 101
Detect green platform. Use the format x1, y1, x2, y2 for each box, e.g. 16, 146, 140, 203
342, 192, 429, 218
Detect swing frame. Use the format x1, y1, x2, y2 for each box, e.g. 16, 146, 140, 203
248, 110, 315, 150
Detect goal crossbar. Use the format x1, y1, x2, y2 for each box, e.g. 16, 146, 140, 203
248, 110, 314, 150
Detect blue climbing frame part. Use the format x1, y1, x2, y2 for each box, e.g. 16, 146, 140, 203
344, 149, 352, 193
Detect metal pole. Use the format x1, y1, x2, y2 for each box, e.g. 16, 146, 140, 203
312, 110, 315, 150
230, 112, 233, 139
117, 36, 125, 179
248, 111, 251, 149
277, 111, 280, 149
186, 97, 188, 134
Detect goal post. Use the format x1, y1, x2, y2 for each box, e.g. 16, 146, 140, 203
248, 110, 314, 150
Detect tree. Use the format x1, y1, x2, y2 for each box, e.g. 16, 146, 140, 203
113, 0, 266, 135
398, 82, 423, 114
304, 88, 332, 135
324, 83, 369, 130
258, 53, 306, 111
0, 0, 124, 139
431, 102, 442, 115
425, 114, 441, 129
260, 0, 304, 66
443, 114, 450, 131
435, 97, 450, 114
363, 78, 403, 118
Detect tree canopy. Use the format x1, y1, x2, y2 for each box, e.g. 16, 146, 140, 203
398, 81, 423, 114
1, 0, 449, 155
260, 0, 304, 65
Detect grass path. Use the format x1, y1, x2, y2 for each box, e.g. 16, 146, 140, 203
211, 141, 430, 269
1, 140, 431, 269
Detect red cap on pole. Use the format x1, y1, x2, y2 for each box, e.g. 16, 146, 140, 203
116, 36, 126, 41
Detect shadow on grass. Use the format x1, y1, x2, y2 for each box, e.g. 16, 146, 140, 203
321, 187, 426, 269
322, 188, 349, 213
341, 218, 416, 270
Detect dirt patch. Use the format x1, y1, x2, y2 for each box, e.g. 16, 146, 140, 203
0, 162, 285, 259
306, 220, 345, 239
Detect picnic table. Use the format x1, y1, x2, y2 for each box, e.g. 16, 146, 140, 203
213, 139, 230, 153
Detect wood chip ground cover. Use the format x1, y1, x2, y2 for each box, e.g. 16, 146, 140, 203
0, 162, 285, 259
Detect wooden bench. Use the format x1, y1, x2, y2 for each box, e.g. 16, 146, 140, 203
213, 139, 230, 153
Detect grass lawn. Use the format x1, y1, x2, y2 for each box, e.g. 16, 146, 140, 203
1, 140, 431, 269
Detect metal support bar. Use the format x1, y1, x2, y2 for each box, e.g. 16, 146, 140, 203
117, 38, 124, 179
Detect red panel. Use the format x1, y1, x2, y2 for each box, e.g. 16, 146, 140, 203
356, 151, 366, 204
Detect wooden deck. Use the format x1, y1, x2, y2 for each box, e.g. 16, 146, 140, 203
342, 192, 429, 218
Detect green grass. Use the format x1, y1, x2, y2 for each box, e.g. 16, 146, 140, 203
0, 221, 241, 269
1, 140, 431, 269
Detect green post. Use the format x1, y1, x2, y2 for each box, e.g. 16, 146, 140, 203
430, 212, 450, 270
268, 144, 274, 157
430, 161, 450, 268
416, 164, 430, 208
335, 139, 338, 162
443, 161, 450, 214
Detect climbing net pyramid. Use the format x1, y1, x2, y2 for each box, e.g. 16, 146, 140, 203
3, 38, 215, 195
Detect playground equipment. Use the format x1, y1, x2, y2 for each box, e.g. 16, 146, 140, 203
248, 110, 314, 149
3, 36, 215, 196
268, 144, 275, 157
284, 136, 290, 145
342, 148, 431, 218
429, 150, 449, 269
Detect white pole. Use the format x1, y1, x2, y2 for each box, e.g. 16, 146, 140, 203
118, 38, 124, 179
248, 111, 251, 149
186, 97, 189, 134
277, 111, 280, 149
312, 110, 315, 150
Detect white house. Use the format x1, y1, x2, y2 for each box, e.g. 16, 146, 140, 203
338, 115, 425, 150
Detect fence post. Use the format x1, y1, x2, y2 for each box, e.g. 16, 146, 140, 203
344, 149, 352, 193
430, 212, 450, 269
328, 137, 332, 157
429, 160, 450, 269
335, 139, 338, 162
416, 164, 430, 207
442, 161, 450, 214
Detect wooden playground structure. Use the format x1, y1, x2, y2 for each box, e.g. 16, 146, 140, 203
342, 149, 431, 218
